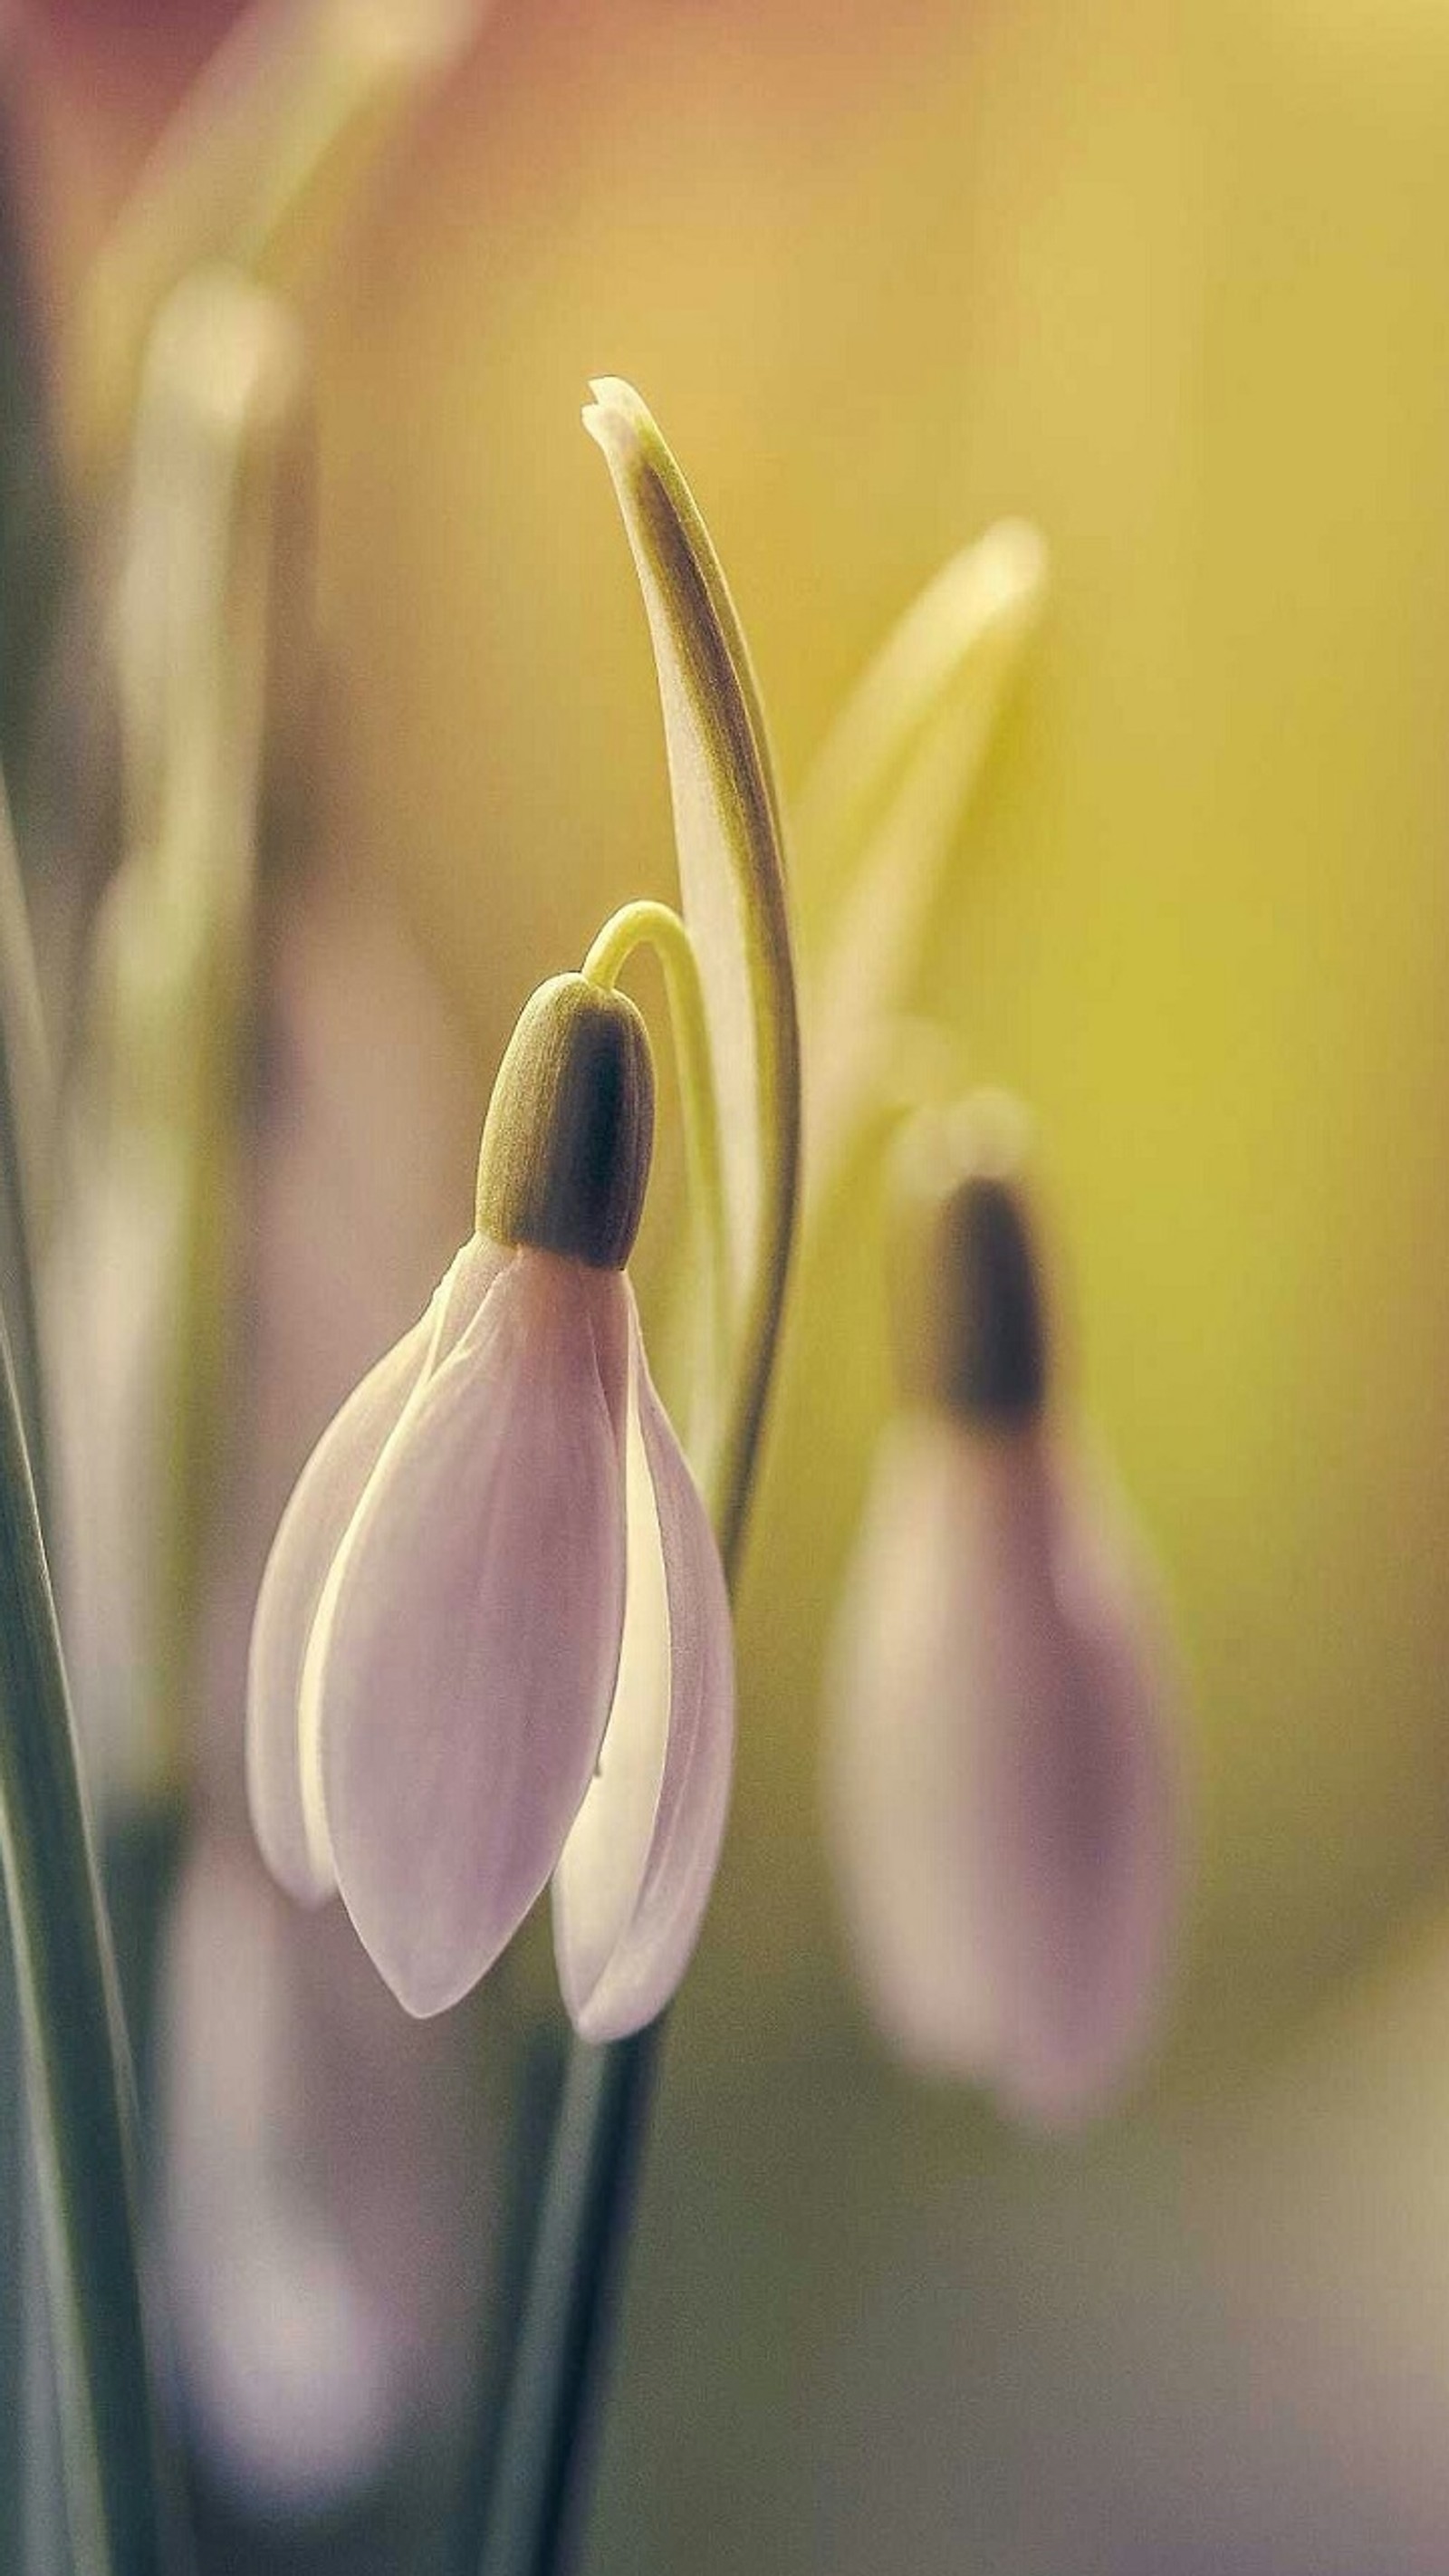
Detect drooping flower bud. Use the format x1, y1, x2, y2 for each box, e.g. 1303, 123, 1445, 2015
247, 964, 733, 2035
826, 1100, 1182, 2127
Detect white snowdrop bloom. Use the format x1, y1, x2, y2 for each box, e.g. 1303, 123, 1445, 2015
247, 972, 733, 2035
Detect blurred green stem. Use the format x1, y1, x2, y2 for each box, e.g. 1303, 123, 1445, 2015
0, 1317, 176, 2576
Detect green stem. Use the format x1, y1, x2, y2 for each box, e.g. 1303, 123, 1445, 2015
474, 2023, 662, 2576
0, 1314, 177, 2576
582, 899, 732, 1462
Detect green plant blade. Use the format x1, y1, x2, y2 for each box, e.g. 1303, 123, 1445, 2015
0, 1317, 176, 2576
583, 378, 801, 1572
796, 519, 1048, 1200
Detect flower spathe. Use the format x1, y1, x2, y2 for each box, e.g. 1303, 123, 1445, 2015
247, 975, 734, 2035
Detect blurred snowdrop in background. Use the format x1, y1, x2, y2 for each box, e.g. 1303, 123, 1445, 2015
826, 1100, 1182, 2126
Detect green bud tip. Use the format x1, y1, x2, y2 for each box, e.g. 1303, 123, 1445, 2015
895, 1093, 1048, 1427
475, 975, 656, 1269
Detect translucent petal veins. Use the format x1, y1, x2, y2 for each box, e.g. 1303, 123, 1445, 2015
246, 1234, 504, 1904
247, 1309, 433, 1904
552, 1290, 734, 2042
314, 1253, 629, 2017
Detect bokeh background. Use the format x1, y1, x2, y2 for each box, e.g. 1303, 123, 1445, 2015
10, 2, 1449, 2570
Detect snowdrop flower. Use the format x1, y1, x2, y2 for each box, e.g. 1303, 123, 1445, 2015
247, 966, 734, 2036
826, 1101, 1181, 2126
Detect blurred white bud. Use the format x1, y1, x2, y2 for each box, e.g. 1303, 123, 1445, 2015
825, 1103, 1184, 2126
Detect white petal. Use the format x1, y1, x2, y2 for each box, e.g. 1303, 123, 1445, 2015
552, 1293, 734, 2042
246, 1233, 504, 1903
247, 1323, 428, 1904
313, 1252, 629, 2017
826, 1417, 1179, 2126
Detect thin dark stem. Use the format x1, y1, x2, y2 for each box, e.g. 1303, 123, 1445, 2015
475, 2022, 662, 2576
0, 1316, 178, 2576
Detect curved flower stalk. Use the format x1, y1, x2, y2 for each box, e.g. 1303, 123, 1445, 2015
248, 968, 735, 2039
66, 0, 488, 485
825, 1099, 1182, 2127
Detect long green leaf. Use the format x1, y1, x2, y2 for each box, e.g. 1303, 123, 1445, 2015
796, 519, 1048, 1200
584, 378, 801, 1572
0, 1318, 176, 2576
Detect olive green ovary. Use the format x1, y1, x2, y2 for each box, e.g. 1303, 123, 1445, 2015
475, 975, 656, 1270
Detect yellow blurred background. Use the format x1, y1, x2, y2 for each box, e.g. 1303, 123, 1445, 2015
14, 2, 1449, 2568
